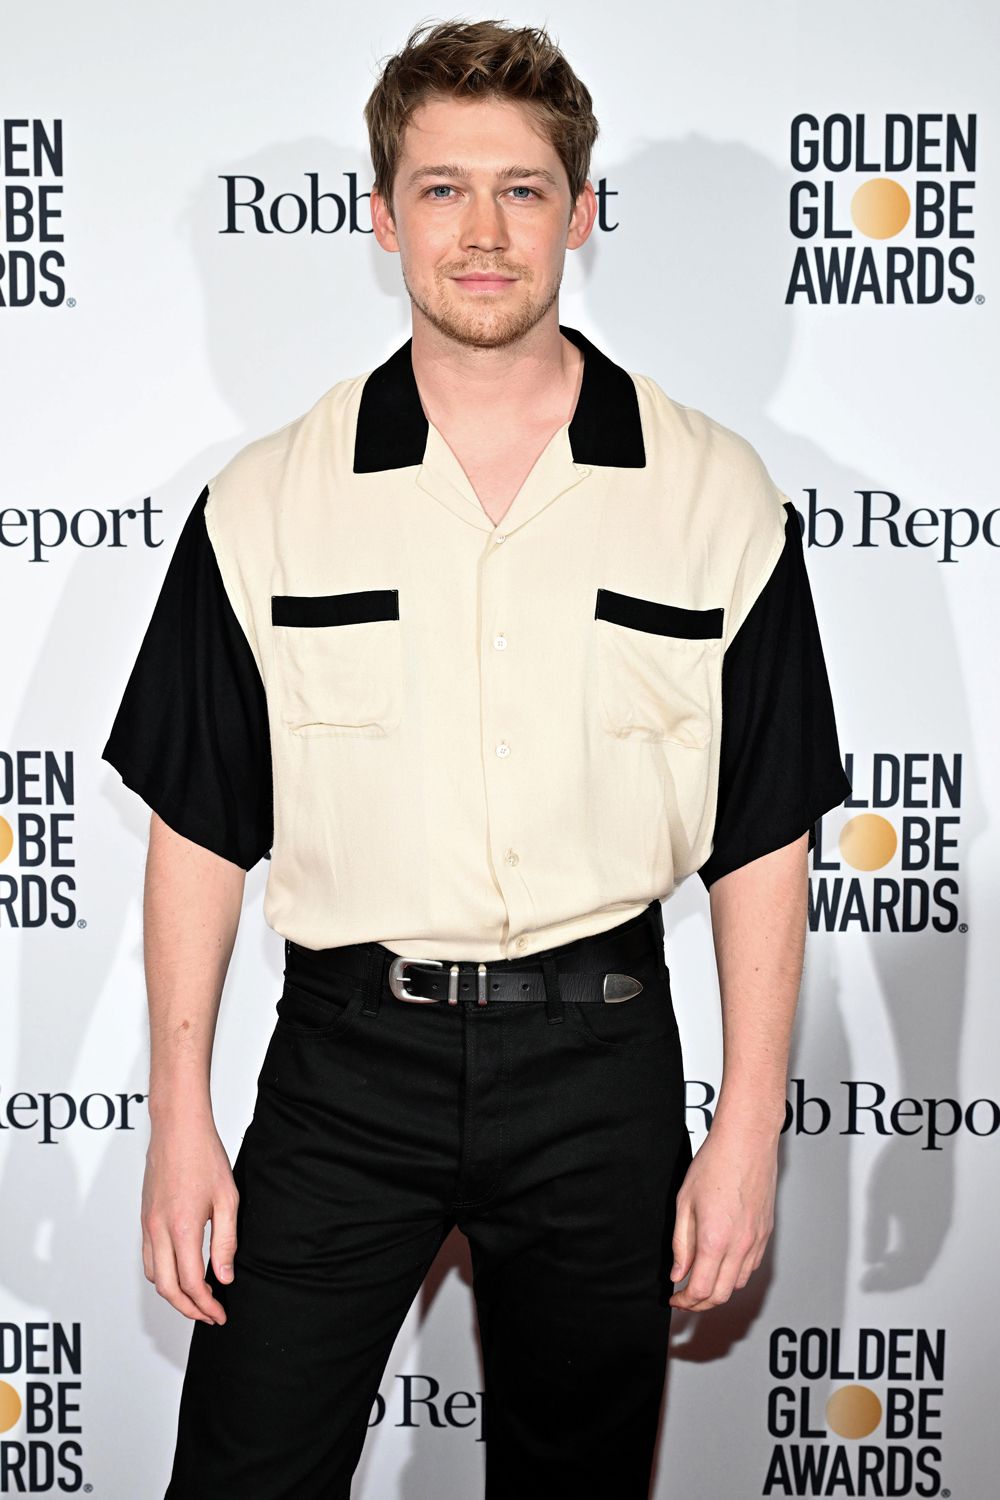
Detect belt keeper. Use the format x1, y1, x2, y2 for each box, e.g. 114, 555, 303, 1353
362, 943, 382, 1017
541, 956, 565, 1024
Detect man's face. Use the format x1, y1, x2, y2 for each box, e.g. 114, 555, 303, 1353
371, 94, 596, 349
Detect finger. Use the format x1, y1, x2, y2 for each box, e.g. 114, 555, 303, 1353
733, 1239, 763, 1291
141, 1226, 155, 1284
670, 1197, 695, 1282
670, 1243, 725, 1310
150, 1225, 217, 1324
210, 1190, 240, 1285
685, 1247, 746, 1310
175, 1229, 228, 1324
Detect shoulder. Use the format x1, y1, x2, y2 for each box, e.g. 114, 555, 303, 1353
203, 369, 370, 530
632, 370, 788, 521
630, 370, 791, 642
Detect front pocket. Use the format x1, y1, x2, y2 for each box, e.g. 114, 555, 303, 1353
274, 978, 366, 1039
569, 965, 680, 1052
271, 589, 402, 735
594, 588, 723, 747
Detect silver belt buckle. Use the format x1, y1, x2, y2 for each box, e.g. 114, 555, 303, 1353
388, 956, 444, 1002
389, 957, 490, 1005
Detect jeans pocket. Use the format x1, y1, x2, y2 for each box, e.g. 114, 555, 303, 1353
274, 976, 367, 1040
568, 962, 680, 1052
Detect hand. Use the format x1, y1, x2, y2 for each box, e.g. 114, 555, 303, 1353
668, 1121, 777, 1311
141, 1114, 240, 1324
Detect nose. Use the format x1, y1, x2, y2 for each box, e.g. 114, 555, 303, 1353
459, 189, 509, 255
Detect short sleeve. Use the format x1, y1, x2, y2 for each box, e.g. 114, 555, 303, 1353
698, 500, 852, 889
101, 484, 273, 870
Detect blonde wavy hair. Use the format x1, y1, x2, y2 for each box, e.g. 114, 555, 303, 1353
363, 17, 600, 212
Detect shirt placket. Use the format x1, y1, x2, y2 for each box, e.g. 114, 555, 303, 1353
415, 419, 592, 959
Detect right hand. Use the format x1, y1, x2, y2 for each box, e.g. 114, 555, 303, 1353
141, 1115, 240, 1324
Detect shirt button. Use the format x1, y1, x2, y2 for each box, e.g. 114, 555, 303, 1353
494, 532, 507, 545
493, 633, 508, 650
504, 848, 519, 866
495, 741, 511, 758
514, 935, 528, 952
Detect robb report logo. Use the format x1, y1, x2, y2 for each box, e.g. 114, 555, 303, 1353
369, 1373, 486, 1441
763, 1326, 947, 1496
4, 487, 999, 566
0, 119, 67, 309
0, 1089, 147, 1146
0, 497, 162, 562
787, 112, 978, 305
0, 1323, 84, 1493
0, 751, 79, 929
810, 753, 963, 934
688, 1079, 999, 1154
217, 170, 621, 234
793, 491, 999, 564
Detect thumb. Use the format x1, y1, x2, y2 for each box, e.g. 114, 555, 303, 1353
210, 1198, 239, 1284
671, 1198, 695, 1282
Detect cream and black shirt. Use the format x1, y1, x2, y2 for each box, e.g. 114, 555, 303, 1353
102, 325, 852, 960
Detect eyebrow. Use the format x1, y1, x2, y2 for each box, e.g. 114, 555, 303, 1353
406, 163, 559, 189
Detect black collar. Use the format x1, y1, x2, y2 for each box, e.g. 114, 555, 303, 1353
353, 324, 646, 473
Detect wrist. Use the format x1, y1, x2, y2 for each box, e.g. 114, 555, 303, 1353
711, 1090, 787, 1146
148, 1080, 215, 1129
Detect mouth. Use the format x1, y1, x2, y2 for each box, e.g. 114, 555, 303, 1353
451, 275, 517, 292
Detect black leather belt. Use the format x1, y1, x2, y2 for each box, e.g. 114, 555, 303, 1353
387, 958, 643, 1005
283, 901, 665, 1012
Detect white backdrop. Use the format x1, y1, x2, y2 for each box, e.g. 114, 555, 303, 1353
2, 2, 997, 1495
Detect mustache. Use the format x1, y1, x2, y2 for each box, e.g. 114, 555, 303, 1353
442, 263, 528, 278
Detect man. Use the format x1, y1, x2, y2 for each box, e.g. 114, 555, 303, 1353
102, 18, 852, 1500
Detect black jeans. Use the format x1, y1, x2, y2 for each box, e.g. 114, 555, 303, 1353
164, 899, 692, 1499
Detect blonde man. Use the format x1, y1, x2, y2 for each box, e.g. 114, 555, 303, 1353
104, 18, 851, 1499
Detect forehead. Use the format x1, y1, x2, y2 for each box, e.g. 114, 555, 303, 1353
399, 94, 560, 169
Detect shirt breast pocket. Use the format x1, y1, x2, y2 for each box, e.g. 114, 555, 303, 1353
271, 588, 402, 735
594, 587, 724, 748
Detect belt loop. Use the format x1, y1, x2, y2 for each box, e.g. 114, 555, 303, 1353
361, 942, 383, 1018
650, 897, 666, 963
541, 956, 565, 1025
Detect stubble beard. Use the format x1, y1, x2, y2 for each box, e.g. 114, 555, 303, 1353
402, 263, 563, 350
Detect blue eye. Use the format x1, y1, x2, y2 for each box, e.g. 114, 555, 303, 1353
509, 186, 537, 199
428, 185, 453, 198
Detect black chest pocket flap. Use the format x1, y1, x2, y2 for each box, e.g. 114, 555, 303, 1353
271, 588, 402, 735
594, 587, 724, 748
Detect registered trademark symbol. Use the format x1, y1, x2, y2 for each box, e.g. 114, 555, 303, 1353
958, 923, 968, 933
942, 1488, 951, 1497
78, 918, 87, 928
67, 297, 77, 307
84, 1486, 93, 1494
974, 294, 984, 304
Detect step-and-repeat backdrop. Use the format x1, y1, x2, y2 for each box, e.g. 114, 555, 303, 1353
2, 2, 996, 1495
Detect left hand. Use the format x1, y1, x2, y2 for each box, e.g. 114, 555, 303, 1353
668, 1122, 778, 1310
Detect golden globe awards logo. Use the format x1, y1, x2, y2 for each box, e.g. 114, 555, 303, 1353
0, 1322, 84, 1493
764, 1327, 946, 1496
0, 751, 79, 929
810, 753, 963, 933
787, 113, 978, 305
0, 119, 67, 308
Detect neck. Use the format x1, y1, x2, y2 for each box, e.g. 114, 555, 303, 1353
409, 310, 582, 432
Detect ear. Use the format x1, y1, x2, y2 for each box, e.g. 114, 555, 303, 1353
371, 188, 400, 252
566, 180, 599, 251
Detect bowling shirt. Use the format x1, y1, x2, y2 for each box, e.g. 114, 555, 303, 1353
101, 324, 852, 960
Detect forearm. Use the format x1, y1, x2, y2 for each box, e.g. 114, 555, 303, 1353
143, 812, 246, 1125
707, 831, 810, 1146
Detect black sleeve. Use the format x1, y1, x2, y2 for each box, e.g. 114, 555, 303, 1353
101, 484, 273, 870
698, 500, 852, 889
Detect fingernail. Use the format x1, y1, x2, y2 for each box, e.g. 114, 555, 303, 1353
220, 1265, 233, 1280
